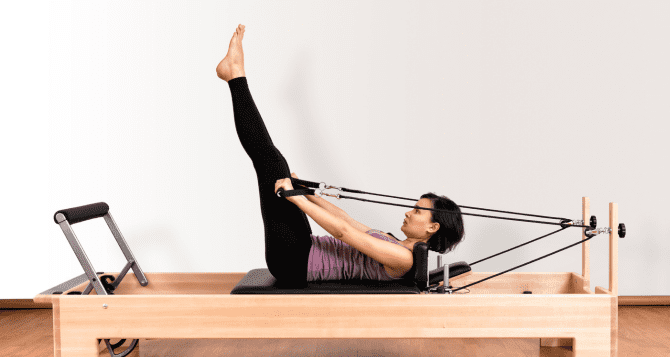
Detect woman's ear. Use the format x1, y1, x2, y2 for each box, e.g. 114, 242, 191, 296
430, 222, 440, 234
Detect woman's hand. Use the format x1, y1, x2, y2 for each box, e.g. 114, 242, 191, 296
275, 177, 296, 202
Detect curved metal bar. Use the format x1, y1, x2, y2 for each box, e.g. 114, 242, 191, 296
103, 339, 139, 357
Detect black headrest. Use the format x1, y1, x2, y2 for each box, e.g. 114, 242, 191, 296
399, 241, 429, 290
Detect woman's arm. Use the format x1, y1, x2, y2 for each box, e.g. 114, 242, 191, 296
305, 194, 348, 220
306, 194, 373, 233
288, 197, 347, 238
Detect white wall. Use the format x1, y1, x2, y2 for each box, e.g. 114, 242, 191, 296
2, 0, 668, 299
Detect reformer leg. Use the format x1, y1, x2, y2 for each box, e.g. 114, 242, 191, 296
572, 333, 612, 357
59, 331, 99, 356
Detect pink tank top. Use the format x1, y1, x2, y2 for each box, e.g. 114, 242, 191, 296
307, 229, 412, 281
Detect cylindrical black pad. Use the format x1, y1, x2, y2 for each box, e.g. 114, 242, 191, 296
54, 202, 109, 224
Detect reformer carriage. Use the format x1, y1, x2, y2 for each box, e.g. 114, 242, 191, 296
35, 179, 626, 357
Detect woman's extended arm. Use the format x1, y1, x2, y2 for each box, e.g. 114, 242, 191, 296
305, 194, 348, 220
306, 194, 374, 233
288, 197, 347, 239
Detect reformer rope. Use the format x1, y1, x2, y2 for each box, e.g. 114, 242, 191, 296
284, 178, 591, 228
468, 226, 567, 266
335, 187, 570, 221
452, 226, 595, 293
337, 194, 583, 228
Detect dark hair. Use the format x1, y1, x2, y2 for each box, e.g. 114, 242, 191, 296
420, 192, 465, 254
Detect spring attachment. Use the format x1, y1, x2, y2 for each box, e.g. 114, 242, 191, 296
560, 216, 597, 229
320, 187, 343, 199
584, 226, 612, 238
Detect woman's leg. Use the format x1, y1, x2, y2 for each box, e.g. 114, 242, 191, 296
228, 76, 312, 286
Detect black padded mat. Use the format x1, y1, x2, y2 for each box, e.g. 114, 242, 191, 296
230, 269, 421, 294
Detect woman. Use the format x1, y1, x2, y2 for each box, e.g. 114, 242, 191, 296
216, 25, 464, 287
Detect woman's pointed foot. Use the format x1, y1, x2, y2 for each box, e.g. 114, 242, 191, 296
216, 24, 246, 82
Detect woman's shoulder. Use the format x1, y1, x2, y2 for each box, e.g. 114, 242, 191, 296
366, 229, 414, 252
366, 229, 400, 241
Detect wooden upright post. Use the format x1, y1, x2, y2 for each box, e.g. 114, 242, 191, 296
609, 202, 618, 296
610, 201, 619, 357
582, 197, 591, 292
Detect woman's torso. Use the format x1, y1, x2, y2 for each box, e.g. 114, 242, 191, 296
306, 229, 412, 282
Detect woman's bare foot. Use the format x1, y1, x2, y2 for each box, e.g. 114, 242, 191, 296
216, 24, 246, 82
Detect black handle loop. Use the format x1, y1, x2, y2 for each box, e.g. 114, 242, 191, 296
290, 178, 321, 188
276, 187, 316, 198
276, 177, 325, 198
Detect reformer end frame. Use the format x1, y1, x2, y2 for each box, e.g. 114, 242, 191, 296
53, 202, 149, 295
53, 202, 148, 357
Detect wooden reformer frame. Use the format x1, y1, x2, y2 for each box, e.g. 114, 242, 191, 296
34, 197, 620, 356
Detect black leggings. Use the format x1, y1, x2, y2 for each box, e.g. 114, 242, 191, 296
228, 76, 312, 286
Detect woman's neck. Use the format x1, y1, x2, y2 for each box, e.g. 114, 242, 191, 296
402, 237, 427, 250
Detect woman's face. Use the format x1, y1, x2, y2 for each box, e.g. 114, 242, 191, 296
401, 198, 437, 238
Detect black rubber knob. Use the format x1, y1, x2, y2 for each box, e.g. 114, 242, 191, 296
590, 215, 597, 229
618, 223, 626, 238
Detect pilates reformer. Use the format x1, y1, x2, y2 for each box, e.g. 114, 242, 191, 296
35, 178, 626, 357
